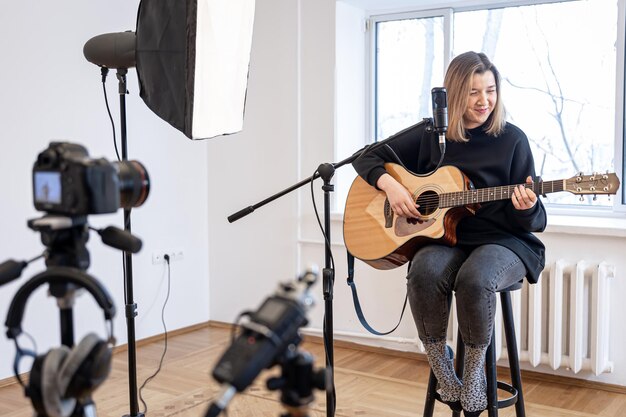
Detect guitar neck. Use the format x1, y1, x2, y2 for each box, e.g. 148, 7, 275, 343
440, 180, 564, 208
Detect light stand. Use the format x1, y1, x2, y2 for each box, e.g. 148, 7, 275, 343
85, 4, 257, 409
115, 68, 144, 417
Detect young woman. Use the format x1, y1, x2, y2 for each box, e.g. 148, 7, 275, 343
352, 51, 546, 415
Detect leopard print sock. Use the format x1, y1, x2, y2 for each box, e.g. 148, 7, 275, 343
460, 344, 488, 412
424, 340, 462, 402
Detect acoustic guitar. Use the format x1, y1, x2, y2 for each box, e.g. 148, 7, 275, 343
343, 163, 620, 270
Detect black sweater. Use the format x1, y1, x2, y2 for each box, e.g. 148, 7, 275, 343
352, 121, 547, 283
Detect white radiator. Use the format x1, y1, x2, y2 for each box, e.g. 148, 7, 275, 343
446, 260, 614, 375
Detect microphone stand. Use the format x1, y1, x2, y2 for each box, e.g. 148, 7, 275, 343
227, 118, 432, 417
116, 68, 144, 417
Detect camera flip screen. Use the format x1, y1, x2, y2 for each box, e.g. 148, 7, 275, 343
34, 171, 62, 204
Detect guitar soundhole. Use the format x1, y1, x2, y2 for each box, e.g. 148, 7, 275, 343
416, 191, 439, 216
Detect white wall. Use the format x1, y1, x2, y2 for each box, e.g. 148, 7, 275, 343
206, 0, 301, 322
206, 0, 338, 326
0, 1, 210, 380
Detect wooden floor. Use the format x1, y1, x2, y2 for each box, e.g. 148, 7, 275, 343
1, 323, 626, 417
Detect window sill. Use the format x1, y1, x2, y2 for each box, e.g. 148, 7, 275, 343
545, 212, 626, 238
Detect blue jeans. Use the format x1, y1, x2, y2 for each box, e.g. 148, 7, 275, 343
406, 244, 526, 347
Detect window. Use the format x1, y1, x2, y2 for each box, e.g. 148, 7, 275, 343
369, 0, 623, 208
374, 13, 446, 140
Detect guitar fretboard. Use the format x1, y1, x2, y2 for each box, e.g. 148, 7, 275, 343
439, 180, 565, 208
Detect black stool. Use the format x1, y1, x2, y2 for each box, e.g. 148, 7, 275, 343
423, 286, 526, 417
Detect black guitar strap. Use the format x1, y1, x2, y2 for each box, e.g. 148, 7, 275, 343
346, 250, 408, 336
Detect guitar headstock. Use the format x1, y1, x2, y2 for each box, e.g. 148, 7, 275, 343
564, 172, 620, 195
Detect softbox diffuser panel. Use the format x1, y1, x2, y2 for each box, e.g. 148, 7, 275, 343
136, 0, 255, 140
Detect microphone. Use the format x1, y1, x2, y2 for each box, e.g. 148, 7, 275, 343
96, 226, 143, 253
431, 87, 448, 152
0, 260, 27, 287
0, 253, 45, 287
83, 31, 136, 69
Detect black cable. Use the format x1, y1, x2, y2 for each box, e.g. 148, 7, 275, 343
309, 170, 337, 415
309, 171, 335, 272
138, 254, 172, 414
22, 331, 38, 354
100, 67, 121, 162
357, 120, 444, 179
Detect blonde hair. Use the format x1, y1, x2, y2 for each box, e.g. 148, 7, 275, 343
444, 51, 506, 142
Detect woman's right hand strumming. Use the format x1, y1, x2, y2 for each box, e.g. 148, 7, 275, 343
376, 173, 421, 219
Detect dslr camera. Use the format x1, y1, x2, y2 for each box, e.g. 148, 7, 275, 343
32, 142, 150, 216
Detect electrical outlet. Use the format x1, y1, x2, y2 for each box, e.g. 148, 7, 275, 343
152, 248, 184, 264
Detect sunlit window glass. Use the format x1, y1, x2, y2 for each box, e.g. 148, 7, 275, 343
453, 1, 618, 206
375, 16, 445, 141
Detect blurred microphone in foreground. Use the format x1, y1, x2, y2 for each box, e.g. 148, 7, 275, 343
206, 266, 326, 417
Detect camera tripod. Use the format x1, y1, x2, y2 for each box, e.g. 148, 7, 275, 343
268, 348, 326, 417
32, 216, 119, 417
1, 214, 141, 417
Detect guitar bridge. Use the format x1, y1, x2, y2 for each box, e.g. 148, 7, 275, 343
384, 198, 393, 228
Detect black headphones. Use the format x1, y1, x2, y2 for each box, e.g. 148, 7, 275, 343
5, 266, 116, 417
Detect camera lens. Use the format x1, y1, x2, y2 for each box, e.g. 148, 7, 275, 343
116, 160, 150, 209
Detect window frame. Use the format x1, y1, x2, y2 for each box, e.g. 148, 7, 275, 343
366, 8, 452, 144
365, 0, 626, 214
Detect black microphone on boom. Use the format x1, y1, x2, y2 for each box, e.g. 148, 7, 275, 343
431, 87, 448, 154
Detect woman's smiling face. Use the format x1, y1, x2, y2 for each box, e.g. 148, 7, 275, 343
463, 70, 497, 129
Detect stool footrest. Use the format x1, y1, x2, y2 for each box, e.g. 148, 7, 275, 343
431, 381, 518, 411
496, 380, 518, 409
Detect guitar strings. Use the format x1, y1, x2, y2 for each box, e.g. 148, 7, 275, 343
409, 184, 535, 203
389, 177, 608, 209
406, 181, 572, 207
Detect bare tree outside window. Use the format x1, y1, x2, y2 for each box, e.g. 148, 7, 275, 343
454, 1, 617, 206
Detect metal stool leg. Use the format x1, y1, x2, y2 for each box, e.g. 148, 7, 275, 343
453, 332, 464, 417
486, 327, 498, 417
501, 291, 526, 417
424, 370, 437, 417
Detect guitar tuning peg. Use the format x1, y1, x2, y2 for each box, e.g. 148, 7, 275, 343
579, 196, 584, 202
593, 194, 597, 201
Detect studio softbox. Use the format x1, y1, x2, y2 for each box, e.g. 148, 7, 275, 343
135, 0, 256, 140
